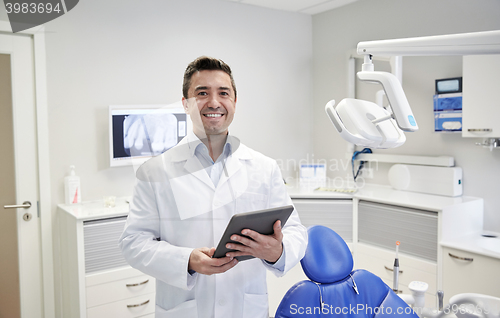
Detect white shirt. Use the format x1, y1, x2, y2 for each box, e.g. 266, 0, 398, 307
192, 135, 232, 188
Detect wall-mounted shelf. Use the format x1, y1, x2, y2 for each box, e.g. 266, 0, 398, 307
355, 153, 454, 167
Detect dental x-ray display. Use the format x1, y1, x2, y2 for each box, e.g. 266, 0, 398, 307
123, 113, 180, 156
109, 105, 189, 167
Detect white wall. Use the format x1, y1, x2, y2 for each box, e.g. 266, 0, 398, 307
312, 0, 500, 231
45, 0, 312, 205
5, 0, 499, 310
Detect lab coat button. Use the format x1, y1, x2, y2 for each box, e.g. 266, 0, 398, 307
218, 299, 226, 306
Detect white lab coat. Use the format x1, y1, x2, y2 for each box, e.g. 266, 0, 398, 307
119, 134, 308, 318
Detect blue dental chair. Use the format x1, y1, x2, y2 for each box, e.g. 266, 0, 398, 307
275, 225, 419, 317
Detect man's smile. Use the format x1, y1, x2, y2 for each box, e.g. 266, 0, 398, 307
204, 113, 224, 118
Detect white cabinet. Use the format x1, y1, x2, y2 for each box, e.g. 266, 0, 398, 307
462, 54, 500, 138
355, 201, 439, 306
352, 187, 483, 309
356, 243, 437, 306
58, 199, 155, 318
442, 246, 500, 303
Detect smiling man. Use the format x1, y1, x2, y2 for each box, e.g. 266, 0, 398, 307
120, 56, 307, 318
182, 61, 237, 162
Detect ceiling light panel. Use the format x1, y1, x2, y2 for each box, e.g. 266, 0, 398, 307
239, 0, 327, 13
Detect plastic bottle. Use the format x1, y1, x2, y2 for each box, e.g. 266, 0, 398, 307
65, 165, 81, 204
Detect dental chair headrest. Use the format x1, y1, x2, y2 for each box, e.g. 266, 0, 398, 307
300, 225, 354, 284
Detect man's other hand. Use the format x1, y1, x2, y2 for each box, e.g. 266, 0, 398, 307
188, 247, 238, 275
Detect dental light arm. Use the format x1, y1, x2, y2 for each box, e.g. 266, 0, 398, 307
357, 69, 417, 132
326, 30, 500, 149
357, 30, 500, 56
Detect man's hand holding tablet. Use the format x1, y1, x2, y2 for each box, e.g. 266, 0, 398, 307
225, 219, 284, 263
212, 205, 294, 262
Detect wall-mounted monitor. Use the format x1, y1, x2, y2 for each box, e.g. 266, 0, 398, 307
109, 104, 191, 167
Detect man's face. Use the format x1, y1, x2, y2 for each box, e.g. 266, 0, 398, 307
182, 70, 236, 137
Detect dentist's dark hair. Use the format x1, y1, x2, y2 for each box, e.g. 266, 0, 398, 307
183, 56, 237, 99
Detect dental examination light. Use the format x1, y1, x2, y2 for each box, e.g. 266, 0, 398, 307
326, 29, 500, 149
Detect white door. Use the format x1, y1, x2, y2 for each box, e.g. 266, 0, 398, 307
0, 33, 44, 318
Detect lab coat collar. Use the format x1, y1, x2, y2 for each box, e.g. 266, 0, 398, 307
166, 131, 253, 191
169, 131, 252, 163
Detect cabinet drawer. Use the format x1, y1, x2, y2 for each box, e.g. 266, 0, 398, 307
442, 247, 500, 303
87, 292, 155, 318
358, 201, 438, 262
86, 274, 155, 308
356, 243, 437, 294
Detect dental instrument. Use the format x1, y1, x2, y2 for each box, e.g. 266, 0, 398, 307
393, 241, 400, 293
437, 290, 444, 312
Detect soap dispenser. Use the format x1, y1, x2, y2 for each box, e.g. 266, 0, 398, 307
64, 165, 81, 204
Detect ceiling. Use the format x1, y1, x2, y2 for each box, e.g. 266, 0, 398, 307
223, 0, 359, 15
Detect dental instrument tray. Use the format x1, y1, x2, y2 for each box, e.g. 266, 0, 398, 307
213, 205, 294, 261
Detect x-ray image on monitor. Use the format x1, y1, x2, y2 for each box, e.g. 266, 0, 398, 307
109, 105, 189, 167
123, 113, 180, 156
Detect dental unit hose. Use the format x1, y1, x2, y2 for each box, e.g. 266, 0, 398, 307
393, 241, 400, 293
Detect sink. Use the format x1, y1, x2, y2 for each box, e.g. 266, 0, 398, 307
449, 293, 500, 318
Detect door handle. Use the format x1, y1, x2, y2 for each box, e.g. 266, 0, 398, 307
3, 201, 31, 209
467, 128, 492, 132
448, 252, 473, 262
126, 279, 149, 287
127, 299, 150, 308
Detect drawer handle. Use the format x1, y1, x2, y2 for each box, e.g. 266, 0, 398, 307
126, 279, 149, 287
127, 299, 150, 308
448, 253, 473, 262
468, 128, 492, 132
384, 265, 403, 274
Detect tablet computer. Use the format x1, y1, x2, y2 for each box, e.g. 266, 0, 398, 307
213, 205, 294, 261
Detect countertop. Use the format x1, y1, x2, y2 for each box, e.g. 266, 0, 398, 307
288, 183, 482, 212
441, 230, 500, 260
286, 184, 353, 199
57, 196, 131, 220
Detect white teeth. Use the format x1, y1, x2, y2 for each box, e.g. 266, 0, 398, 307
205, 114, 223, 117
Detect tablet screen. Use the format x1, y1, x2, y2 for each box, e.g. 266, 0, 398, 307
213, 205, 294, 261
